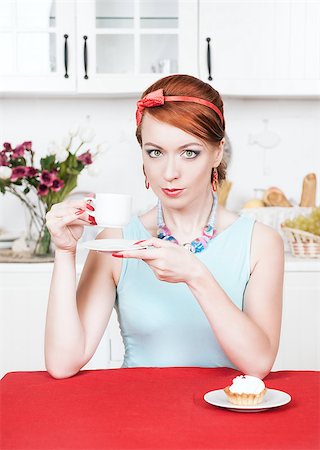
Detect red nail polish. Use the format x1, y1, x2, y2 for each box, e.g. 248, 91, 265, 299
86, 204, 95, 211
134, 240, 146, 245
88, 215, 97, 225
75, 209, 85, 215
112, 253, 123, 258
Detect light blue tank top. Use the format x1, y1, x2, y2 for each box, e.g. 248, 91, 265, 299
115, 214, 256, 368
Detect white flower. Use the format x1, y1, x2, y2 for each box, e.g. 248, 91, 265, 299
47, 140, 59, 156
55, 148, 69, 162
69, 123, 80, 137
96, 141, 109, 154
0, 166, 12, 179
61, 135, 71, 149
87, 164, 100, 176
79, 126, 95, 143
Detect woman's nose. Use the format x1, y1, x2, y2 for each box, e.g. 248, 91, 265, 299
163, 157, 180, 181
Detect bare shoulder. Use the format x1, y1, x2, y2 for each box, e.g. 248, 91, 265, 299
217, 206, 284, 273
250, 220, 285, 272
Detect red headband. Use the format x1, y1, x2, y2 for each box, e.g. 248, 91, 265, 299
136, 88, 224, 127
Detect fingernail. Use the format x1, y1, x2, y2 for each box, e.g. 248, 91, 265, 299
75, 209, 85, 215
112, 253, 123, 258
134, 240, 146, 245
88, 215, 97, 225
86, 204, 95, 211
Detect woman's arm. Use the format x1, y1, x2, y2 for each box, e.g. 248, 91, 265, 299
45, 229, 117, 379
186, 223, 284, 379
115, 223, 284, 378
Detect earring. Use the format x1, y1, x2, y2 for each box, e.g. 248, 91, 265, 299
142, 165, 150, 189
211, 167, 218, 192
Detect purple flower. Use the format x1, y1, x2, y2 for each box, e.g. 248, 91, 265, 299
77, 150, 92, 165
23, 141, 32, 150
10, 166, 28, 182
0, 151, 8, 166
40, 170, 54, 186
51, 177, 65, 192
11, 144, 25, 160
26, 166, 38, 177
3, 143, 12, 152
37, 184, 49, 197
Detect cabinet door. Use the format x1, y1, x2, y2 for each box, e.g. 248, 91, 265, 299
0, 269, 124, 378
0, 0, 76, 94
199, 0, 320, 97
272, 272, 320, 371
76, 0, 198, 94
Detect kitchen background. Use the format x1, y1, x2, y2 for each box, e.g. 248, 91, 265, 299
0, 0, 319, 378
1, 96, 319, 232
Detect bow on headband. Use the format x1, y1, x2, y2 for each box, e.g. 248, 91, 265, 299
136, 88, 224, 126
136, 89, 165, 126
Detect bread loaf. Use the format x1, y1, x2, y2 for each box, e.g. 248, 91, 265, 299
263, 187, 292, 207
300, 173, 317, 207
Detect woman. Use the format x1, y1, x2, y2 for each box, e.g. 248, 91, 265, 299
45, 74, 284, 379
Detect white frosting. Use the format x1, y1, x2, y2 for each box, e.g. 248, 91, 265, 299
229, 375, 265, 394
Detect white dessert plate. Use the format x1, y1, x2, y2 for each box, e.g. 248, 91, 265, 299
0, 241, 14, 249
79, 239, 149, 252
204, 388, 291, 413
0, 232, 21, 242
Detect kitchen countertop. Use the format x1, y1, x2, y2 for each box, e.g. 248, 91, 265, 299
0, 250, 319, 273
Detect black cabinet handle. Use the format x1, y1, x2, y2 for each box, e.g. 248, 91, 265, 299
64, 34, 69, 78
206, 37, 212, 81
83, 35, 88, 79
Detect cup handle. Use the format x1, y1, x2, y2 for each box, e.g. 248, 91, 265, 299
84, 196, 96, 217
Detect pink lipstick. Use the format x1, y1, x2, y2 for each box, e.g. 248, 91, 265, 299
162, 188, 184, 198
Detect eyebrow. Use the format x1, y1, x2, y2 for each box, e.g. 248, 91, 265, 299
144, 142, 203, 149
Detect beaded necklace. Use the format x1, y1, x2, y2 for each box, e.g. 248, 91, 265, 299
157, 191, 218, 253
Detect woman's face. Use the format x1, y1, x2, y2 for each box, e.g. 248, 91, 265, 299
141, 114, 224, 205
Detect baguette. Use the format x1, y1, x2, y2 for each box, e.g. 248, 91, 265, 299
263, 187, 292, 207
299, 173, 317, 207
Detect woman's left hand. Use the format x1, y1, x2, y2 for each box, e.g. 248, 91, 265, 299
112, 237, 206, 284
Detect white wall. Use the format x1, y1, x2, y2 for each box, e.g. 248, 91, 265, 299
0, 95, 319, 233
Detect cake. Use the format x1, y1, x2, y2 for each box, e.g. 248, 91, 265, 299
224, 375, 267, 405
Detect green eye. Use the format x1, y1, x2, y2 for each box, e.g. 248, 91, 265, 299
146, 149, 162, 158
184, 150, 200, 159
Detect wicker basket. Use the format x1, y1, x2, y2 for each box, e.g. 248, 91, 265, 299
281, 227, 320, 258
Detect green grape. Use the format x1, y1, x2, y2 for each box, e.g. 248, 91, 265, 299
285, 207, 320, 235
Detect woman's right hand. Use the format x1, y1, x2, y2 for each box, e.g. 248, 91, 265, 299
46, 199, 95, 253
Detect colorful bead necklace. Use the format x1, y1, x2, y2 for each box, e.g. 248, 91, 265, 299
157, 191, 218, 253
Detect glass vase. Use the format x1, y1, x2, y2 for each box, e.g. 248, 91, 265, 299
34, 224, 52, 257
24, 205, 53, 258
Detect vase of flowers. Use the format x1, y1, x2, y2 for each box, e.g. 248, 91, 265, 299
0, 125, 106, 257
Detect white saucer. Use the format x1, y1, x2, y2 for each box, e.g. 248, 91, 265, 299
0, 232, 21, 242
204, 388, 291, 412
79, 239, 149, 252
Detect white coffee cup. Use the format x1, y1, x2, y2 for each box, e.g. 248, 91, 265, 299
84, 193, 132, 228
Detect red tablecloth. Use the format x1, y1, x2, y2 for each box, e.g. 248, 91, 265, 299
1, 367, 319, 449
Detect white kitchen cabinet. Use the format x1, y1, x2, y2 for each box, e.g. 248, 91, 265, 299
0, 265, 124, 379
272, 270, 320, 371
76, 0, 198, 94
199, 0, 320, 97
0, 0, 76, 93
0, 0, 198, 96
1, 254, 319, 379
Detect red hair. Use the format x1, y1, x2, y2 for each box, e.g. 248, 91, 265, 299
136, 74, 227, 184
